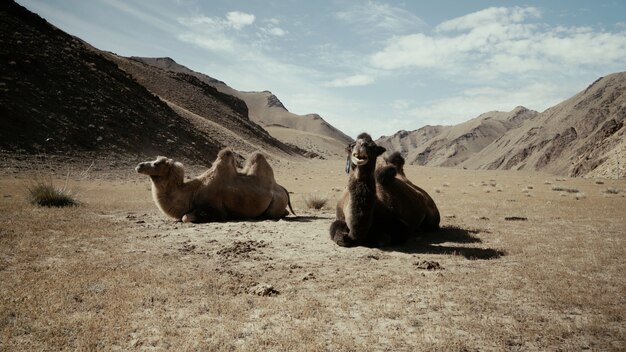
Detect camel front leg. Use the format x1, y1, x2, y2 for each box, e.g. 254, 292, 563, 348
329, 220, 356, 247
182, 206, 228, 223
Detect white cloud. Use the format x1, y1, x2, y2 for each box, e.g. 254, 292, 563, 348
435, 6, 540, 32
225, 11, 255, 29
370, 6, 626, 78
324, 74, 375, 87
336, 1, 427, 34
177, 16, 237, 52
262, 26, 287, 36
178, 32, 235, 52
394, 82, 567, 128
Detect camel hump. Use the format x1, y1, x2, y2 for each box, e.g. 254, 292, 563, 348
217, 148, 234, 159
243, 152, 275, 180
385, 152, 405, 174
376, 165, 397, 185
212, 148, 237, 176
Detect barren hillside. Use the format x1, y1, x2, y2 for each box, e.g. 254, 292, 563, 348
464, 72, 626, 178
377, 107, 538, 167
105, 54, 302, 160
0, 1, 222, 164
132, 57, 353, 158
379, 73, 626, 178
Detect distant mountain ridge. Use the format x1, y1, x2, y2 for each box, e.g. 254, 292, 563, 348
378, 106, 538, 167
131, 56, 353, 158
378, 73, 626, 178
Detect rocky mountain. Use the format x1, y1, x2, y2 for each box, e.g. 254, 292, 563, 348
464, 72, 626, 178
131, 57, 353, 158
104, 54, 299, 159
377, 106, 538, 167
0, 1, 221, 163
378, 73, 626, 178
0, 0, 304, 166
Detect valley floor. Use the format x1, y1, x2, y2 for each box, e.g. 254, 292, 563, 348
0, 159, 625, 351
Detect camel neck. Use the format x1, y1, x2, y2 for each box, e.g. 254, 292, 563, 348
348, 164, 377, 207
150, 175, 189, 219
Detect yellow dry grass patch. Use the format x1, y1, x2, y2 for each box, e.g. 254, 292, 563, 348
0, 161, 625, 351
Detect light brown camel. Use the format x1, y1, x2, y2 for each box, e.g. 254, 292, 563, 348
135, 148, 294, 223
241, 152, 294, 219
329, 133, 440, 247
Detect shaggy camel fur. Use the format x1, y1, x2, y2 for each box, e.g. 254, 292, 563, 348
136, 149, 294, 223
330, 133, 440, 247
377, 151, 440, 231
330, 133, 386, 247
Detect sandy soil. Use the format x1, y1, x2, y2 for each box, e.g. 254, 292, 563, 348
1, 158, 625, 351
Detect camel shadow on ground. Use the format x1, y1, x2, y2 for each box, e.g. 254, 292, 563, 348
383, 225, 506, 260
282, 215, 333, 223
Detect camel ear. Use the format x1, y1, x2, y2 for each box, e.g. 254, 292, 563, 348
376, 146, 386, 156
345, 143, 354, 153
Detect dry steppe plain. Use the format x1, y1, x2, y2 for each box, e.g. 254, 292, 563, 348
1, 157, 625, 351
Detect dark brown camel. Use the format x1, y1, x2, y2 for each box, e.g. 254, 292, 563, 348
329, 133, 440, 247
377, 151, 440, 231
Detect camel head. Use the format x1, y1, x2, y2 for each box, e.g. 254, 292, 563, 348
346, 133, 386, 170
135, 156, 184, 181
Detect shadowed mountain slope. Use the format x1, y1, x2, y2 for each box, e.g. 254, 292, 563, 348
0, 1, 221, 163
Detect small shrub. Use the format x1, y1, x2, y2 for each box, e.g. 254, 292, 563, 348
595, 180, 605, 185
551, 186, 579, 193
605, 188, 620, 195
303, 192, 328, 210
26, 180, 78, 207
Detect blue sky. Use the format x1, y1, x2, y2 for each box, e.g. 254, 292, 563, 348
17, 0, 626, 139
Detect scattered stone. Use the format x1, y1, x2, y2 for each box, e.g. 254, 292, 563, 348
505, 216, 528, 221
248, 283, 279, 297
302, 272, 315, 281
413, 260, 443, 270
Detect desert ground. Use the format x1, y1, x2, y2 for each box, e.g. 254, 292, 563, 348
0, 156, 625, 351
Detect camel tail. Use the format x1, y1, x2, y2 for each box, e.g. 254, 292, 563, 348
281, 185, 296, 216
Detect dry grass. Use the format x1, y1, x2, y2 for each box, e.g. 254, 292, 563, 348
1, 160, 625, 351
551, 185, 580, 193
303, 192, 329, 210
25, 179, 79, 207
605, 188, 620, 195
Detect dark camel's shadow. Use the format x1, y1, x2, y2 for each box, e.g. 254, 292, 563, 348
282, 215, 333, 223
382, 225, 505, 260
